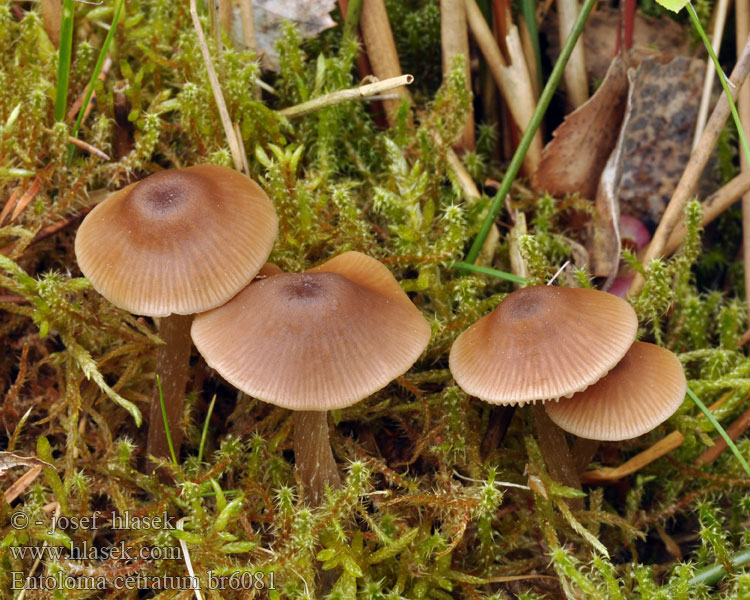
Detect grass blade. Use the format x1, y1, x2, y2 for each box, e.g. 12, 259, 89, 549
54, 0, 75, 122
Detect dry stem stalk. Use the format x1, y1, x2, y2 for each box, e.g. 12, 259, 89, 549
628, 36, 750, 296
660, 170, 750, 257
692, 0, 730, 149
464, 0, 541, 174
556, 0, 588, 108
280, 75, 414, 119
238, 0, 257, 52
738, 3, 750, 320
189, 0, 245, 172
441, 0, 474, 150
218, 0, 232, 38
359, 0, 412, 126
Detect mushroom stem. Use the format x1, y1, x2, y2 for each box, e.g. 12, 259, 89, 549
293, 410, 342, 506
571, 437, 600, 474
147, 313, 193, 469
480, 405, 516, 458
533, 404, 584, 510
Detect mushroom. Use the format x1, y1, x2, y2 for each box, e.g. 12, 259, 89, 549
191, 251, 431, 505
545, 342, 686, 441
449, 285, 638, 499
75, 165, 278, 466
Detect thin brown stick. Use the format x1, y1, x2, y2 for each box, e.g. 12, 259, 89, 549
629, 37, 750, 296
189, 0, 245, 171
660, 170, 750, 256
4, 465, 43, 504
359, 0, 412, 126
738, 3, 750, 321
695, 406, 750, 466
441, 0, 474, 150
464, 0, 541, 174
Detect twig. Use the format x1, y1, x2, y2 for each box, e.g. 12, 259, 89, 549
465, 0, 541, 174
359, 0, 412, 126
692, 0, 730, 149
628, 36, 750, 296
695, 406, 750, 466
189, 0, 244, 172
556, 0, 588, 108
279, 74, 414, 119
4, 465, 43, 504
660, 170, 750, 256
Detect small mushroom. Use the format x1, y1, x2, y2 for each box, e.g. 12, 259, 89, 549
545, 342, 686, 441
191, 251, 431, 504
75, 165, 278, 467
449, 285, 638, 501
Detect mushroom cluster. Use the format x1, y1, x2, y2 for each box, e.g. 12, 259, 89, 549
191, 251, 431, 504
449, 285, 686, 488
75, 165, 278, 465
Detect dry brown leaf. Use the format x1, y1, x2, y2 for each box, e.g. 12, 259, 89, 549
0, 452, 53, 474
532, 52, 630, 199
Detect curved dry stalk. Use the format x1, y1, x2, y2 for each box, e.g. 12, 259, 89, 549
660, 170, 750, 256
465, 0, 541, 174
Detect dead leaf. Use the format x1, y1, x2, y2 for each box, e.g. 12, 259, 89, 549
232, 0, 338, 70
532, 52, 630, 199
0, 452, 53, 474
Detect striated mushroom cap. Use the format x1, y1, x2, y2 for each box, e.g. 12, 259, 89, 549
449, 286, 638, 404
191, 251, 432, 410
544, 342, 686, 440
75, 165, 278, 317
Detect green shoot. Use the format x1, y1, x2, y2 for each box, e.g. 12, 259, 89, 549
157, 375, 178, 466
685, 3, 750, 172
452, 261, 527, 283
687, 386, 750, 478
198, 394, 217, 464
463, 0, 598, 265
54, 0, 75, 122
67, 0, 125, 163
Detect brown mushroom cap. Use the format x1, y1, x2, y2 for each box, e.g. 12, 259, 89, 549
191, 251, 432, 410
74, 165, 278, 317
544, 342, 686, 440
449, 286, 638, 404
